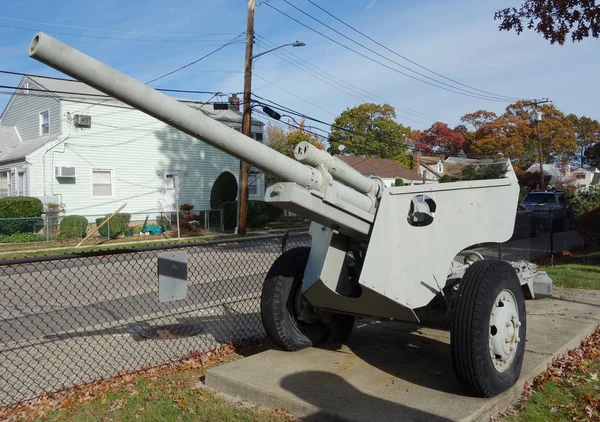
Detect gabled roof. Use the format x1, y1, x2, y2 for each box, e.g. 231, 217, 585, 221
25, 76, 263, 127
0, 126, 21, 145
338, 156, 421, 181
0, 133, 58, 163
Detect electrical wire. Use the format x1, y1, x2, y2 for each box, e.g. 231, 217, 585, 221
145, 33, 246, 84
256, 34, 439, 123
264, 1, 521, 103
254, 95, 503, 159
0, 23, 243, 43
252, 73, 337, 116
304, 0, 524, 102
0, 15, 239, 37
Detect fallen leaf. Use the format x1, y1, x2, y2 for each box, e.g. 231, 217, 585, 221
108, 399, 123, 413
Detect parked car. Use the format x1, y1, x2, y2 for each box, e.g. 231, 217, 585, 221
520, 190, 574, 233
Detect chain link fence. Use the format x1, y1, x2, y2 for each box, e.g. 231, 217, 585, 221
0, 209, 587, 409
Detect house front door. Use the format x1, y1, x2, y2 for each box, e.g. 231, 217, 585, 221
162, 170, 180, 212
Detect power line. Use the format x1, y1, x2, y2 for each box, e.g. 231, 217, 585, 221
0, 15, 239, 37
263, 1, 520, 103
263, 37, 440, 122
0, 23, 242, 43
146, 33, 246, 84
256, 35, 433, 125
253, 73, 337, 116
304, 0, 524, 102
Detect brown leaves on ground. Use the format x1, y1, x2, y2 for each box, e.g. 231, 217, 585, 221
0, 341, 259, 421
532, 330, 600, 389
498, 329, 600, 420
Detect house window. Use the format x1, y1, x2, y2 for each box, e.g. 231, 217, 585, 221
437, 162, 443, 173
576, 173, 586, 180
24, 82, 29, 95
39, 111, 49, 135
0, 172, 7, 197
92, 169, 113, 197
248, 174, 258, 195
17, 171, 25, 196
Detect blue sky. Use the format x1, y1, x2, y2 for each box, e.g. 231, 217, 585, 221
0, 0, 598, 135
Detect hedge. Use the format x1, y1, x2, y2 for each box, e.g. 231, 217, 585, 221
0, 197, 44, 235
59, 215, 89, 238
0, 197, 44, 218
95, 213, 128, 238
221, 200, 283, 230
575, 207, 600, 246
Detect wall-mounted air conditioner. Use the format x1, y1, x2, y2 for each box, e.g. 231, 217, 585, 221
55, 166, 76, 178
73, 114, 91, 128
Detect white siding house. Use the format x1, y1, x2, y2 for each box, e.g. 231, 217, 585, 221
0, 76, 265, 220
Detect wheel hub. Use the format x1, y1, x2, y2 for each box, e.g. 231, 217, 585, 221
489, 289, 521, 373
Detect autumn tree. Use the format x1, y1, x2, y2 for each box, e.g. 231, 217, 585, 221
460, 110, 529, 159
264, 119, 326, 184
504, 101, 577, 165
265, 119, 325, 159
495, 0, 600, 45
566, 114, 600, 166
412, 122, 465, 154
328, 103, 411, 164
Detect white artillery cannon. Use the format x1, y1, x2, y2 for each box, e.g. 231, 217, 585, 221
29, 32, 529, 398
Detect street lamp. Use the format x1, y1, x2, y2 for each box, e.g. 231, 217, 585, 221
250, 42, 305, 60
236, 34, 305, 235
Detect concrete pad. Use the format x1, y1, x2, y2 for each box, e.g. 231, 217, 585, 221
204, 288, 600, 422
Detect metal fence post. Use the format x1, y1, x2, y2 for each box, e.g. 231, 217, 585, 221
550, 209, 554, 266
281, 232, 289, 254
220, 209, 224, 233
46, 215, 49, 243
107, 220, 110, 240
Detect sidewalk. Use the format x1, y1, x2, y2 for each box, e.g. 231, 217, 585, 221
205, 288, 600, 422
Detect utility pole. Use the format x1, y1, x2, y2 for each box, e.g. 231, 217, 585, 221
237, 0, 255, 235
525, 98, 550, 190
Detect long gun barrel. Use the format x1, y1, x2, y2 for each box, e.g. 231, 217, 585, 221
27, 32, 378, 217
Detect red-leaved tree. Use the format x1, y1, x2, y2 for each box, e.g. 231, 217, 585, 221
413, 122, 466, 154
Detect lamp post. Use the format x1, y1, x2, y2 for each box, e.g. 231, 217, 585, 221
237, 0, 305, 235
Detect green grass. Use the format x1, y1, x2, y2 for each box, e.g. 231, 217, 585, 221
540, 247, 600, 290
34, 371, 290, 422
502, 361, 600, 421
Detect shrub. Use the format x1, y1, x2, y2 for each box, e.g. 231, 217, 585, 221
0, 196, 44, 218
220, 200, 283, 230
0, 197, 44, 235
59, 215, 88, 238
0, 233, 46, 243
95, 213, 127, 238
575, 207, 600, 245
566, 185, 600, 217
439, 174, 452, 183
394, 178, 405, 186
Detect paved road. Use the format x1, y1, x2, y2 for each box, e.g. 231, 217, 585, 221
0, 230, 585, 407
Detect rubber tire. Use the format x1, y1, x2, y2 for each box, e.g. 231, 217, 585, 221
451, 260, 526, 398
260, 247, 354, 351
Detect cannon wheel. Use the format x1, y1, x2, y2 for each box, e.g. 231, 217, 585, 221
260, 247, 354, 351
451, 260, 526, 398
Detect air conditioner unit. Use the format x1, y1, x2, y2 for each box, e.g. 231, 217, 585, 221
55, 166, 76, 178
73, 114, 91, 128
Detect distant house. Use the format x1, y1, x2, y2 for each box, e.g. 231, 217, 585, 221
418, 154, 508, 181
526, 162, 599, 190
337, 156, 422, 186
0, 76, 265, 220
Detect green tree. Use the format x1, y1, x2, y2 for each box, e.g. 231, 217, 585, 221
328, 103, 411, 160
566, 114, 600, 167
461, 163, 507, 181
264, 119, 326, 184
